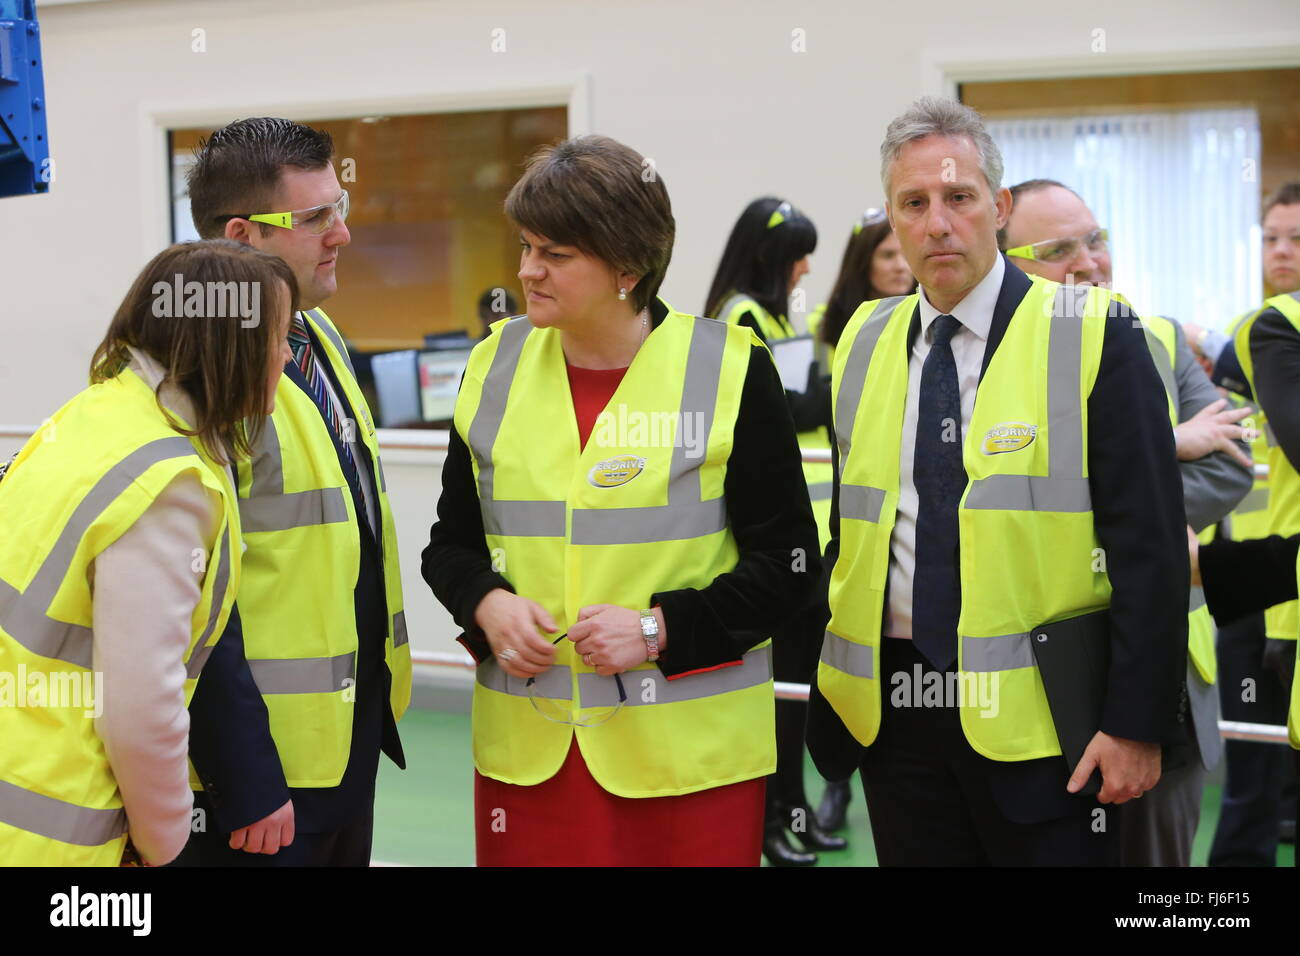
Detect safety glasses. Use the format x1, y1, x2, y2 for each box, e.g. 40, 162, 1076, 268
1006, 227, 1108, 264
222, 190, 350, 236
526, 633, 627, 727
853, 207, 888, 235
767, 200, 794, 230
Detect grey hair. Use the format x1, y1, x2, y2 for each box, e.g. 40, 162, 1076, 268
879, 96, 1004, 200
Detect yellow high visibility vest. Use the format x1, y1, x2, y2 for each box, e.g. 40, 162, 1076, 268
823, 279, 1119, 760
716, 293, 832, 548
1233, 291, 1300, 644
1141, 315, 1216, 685
1223, 310, 1271, 541
224, 308, 410, 789
455, 306, 775, 796
0, 370, 240, 865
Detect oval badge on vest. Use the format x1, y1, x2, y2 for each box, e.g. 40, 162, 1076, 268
981, 422, 1037, 455
588, 455, 646, 488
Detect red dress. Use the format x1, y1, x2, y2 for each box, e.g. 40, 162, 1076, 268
473, 362, 765, 866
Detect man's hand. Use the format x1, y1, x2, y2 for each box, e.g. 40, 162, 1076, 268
1066, 731, 1161, 804
1174, 398, 1254, 469
229, 799, 294, 854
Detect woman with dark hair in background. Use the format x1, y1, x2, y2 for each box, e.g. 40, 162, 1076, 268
808, 210, 916, 833
0, 240, 296, 866
704, 197, 847, 865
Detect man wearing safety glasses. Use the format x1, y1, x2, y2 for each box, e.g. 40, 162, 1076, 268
172, 117, 410, 866
1001, 178, 1253, 867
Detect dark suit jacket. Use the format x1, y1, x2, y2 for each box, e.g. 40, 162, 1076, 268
187, 322, 404, 835
807, 258, 1189, 806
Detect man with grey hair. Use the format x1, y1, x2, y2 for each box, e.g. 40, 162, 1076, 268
1002, 177, 1253, 866
808, 97, 1187, 865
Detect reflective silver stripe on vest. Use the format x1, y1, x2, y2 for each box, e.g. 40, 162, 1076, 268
839, 484, 886, 522
965, 284, 1092, 513
1236, 486, 1269, 513
484, 499, 565, 538
0, 779, 127, 847
806, 481, 834, 502
248, 651, 356, 695
716, 293, 755, 324
1142, 326, 1178, 407
305, 309, 357, 378
476, 660, 572, 699
962, 631, 1036, 672
570, 318, 729, 544
835, 297, 906, 459
1189, 586, 1207, 614
466, 318, 566, 538
0, 436, 197, 670
963, 475, 1093, 513
1264, 421, 1277, 449
576, 644, 772, 707
392, 610, 409, 648
242, 417, 350, 533
185, 523, 234, 679
820, 630, 874, 680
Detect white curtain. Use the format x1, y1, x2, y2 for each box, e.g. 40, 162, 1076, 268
987, 108, 1262, 330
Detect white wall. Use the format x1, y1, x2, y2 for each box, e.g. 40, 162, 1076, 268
3, 0, 1298, 660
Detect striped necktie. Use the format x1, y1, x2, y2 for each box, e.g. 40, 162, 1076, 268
288, 313, 355, 470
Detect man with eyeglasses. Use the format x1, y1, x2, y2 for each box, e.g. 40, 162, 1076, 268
171, 117, 409, 866
1000, 177, 1253, 866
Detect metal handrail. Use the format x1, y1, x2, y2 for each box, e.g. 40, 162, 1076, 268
0, 425, 1270, 476
411, 650, 1291, 744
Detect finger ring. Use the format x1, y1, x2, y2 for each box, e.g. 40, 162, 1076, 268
584, 653, 594, 666
499, 648, 517, 663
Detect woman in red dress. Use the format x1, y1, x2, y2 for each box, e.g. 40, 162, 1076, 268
421, 134, 819, 866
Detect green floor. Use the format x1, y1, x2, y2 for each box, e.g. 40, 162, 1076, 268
373, 707, 1296, 867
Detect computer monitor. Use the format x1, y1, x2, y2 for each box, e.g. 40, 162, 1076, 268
418, 348, 474, 423
370, 349, 421, 428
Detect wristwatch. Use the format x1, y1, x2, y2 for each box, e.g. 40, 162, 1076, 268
640, 609, 660, 662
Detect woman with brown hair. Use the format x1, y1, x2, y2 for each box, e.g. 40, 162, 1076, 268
0, 239, 296, 866
422, 135, 819, 866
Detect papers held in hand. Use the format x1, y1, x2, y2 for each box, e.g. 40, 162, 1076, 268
770, 335, 816, 394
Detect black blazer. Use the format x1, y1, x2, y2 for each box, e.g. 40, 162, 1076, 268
807, 258, 1189, 785
187, 323, 404, 835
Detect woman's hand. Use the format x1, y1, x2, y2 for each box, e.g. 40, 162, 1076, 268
1187, 525, 1201, 588
568, 604, 667, 676
474, 588, 558, 679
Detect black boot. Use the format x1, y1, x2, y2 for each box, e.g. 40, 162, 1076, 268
786, 804, 848, 852
763, 817, 817, 866
816, 779, 852, 832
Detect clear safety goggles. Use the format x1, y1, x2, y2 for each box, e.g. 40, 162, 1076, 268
1006, 227, 1108, 264
225, 190, 350, 236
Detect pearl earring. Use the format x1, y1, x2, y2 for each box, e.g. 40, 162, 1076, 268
618, 288, 627, 301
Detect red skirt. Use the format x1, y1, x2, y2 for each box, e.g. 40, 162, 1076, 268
475, 739, 765, 866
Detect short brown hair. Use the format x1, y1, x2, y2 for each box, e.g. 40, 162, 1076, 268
504, 135, 674, 313
187, 117, 335, 240
90, 240, 298, 463
1264, 181, 1300, 218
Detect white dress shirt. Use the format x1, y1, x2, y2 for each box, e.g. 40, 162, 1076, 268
885, 255, 1005, 639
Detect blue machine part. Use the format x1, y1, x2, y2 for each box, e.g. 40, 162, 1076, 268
0, 0, 49, 197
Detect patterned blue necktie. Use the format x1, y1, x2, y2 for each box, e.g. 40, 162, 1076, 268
912, 313, 965, 671
288, 314, 355, 471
